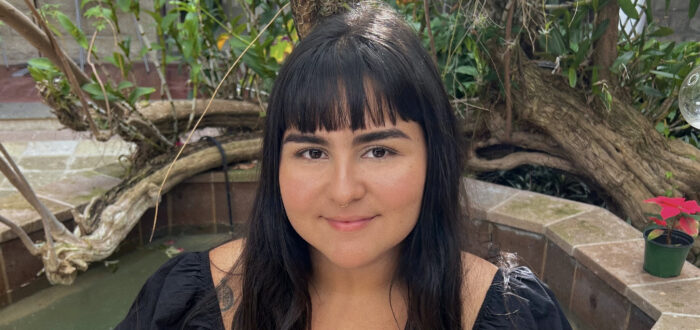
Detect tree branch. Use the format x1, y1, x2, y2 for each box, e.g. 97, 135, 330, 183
0, 214, 40, 256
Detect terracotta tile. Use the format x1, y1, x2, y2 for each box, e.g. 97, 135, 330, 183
213, 182, 259, 225
570, 264, 631, 330
491, 224, 547, 277
35, 172, 121, 207
627, 305, 655, 330
546, 208, 642, 255
461, 218, 494, 260
574, 240, 700, 295
461, 178, 519, 220
168, 182, 214, 226
627, 279, 700, 320
651, 314, 700, 330
543, 240, 576, 308
1, 230, 44, 292
488, 191, 592, 234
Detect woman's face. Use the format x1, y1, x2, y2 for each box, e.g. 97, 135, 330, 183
279, 118, 427, 270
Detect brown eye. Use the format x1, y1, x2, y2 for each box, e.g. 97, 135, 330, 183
364, 147, 394, 159
299, 149, 327, 159
372, 148, 386, 158
309, 149, 323, 159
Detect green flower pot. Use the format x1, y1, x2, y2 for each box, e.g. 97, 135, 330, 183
643, 228, 694, 278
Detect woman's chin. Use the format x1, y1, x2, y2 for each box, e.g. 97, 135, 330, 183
313, 245, 397, 271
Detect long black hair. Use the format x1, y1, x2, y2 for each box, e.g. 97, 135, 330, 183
233, 2, 464, 329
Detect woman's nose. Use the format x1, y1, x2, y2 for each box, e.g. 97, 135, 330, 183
328, 159, 366, 207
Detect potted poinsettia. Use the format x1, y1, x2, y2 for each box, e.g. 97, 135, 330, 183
643, 196, 700, 278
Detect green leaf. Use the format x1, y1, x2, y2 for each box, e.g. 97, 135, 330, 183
28, 58, 56, 71
592, 19, 610, 41
117, 81, 134, 90
665, 171, 673, 179
568, 66, 577, 87
128, 87, 156, 104
647, 228, 665, 241
55, 12, 88, 49
618, 0, 640, 20
82, 83, 104, 97
455, 66, 478, 76
116, 0, 131, 12
548, 28, 567, 55
650, 70, 680, 79
648, 27, 674, 37
690, 0, 699, 18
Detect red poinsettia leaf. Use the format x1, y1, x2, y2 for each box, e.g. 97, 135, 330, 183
680, 200, 700, 215
644, 196, 686, 208
647, 229, 665, 241
675, 217, 699, 238
660, 206, 681, 220
650, 217, 667, 227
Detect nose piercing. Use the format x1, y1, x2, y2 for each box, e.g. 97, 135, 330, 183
339, 203, 349, 208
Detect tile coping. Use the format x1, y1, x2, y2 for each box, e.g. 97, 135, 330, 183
0, 167, 260, 244
462, 177, 700, 326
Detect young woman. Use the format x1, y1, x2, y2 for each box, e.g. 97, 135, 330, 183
117, 2, 571, 329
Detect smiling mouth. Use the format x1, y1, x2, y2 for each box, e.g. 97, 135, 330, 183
324, 216, 376, 232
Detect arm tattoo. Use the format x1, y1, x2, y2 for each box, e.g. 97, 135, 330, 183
218, 285, 235, 311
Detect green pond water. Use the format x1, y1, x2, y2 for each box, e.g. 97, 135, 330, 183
0, 233, 232, 330
0, 233, 591, 330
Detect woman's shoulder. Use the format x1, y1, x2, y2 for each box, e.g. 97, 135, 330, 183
116, 250, 217, 329
209, 238, 245, 276
460, 252, 499, 329
472, 261, 572, 330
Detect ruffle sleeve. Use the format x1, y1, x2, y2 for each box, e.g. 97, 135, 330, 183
115, 251, 222, 330
473, 266, 572, 330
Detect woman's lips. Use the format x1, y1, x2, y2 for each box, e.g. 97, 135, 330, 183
325, 216, 376, 232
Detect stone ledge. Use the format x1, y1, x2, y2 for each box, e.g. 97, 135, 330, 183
0, 167, 123, 244
462, 178, 700, 329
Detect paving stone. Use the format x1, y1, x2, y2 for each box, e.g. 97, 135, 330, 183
0, 142, 27, 159
652, 314, 700, 330
462, 178, 520, 220
69, 155, 120, 170
574, 239, 700, 295
18, 156, 68, 171
488, 191, 592, 234
23, 141, 78, 157
74, 139, 133, 157
35, 171, 122, 207
546, 208, 642, 255
628, 279, 700, 320
92, 163, 127, 178
20, 171, 64, 189
0, 189, 14, 199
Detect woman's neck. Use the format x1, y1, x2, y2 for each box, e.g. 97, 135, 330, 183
309, 246, 402, 298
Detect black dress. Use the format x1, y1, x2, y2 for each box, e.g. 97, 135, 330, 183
116, 251, 572, 330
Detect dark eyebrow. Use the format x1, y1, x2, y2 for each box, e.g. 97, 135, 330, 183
283, 134, 329, 146
352, 129, 410, 145
282, 128, 410, 146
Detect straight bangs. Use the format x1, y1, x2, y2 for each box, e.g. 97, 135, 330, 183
272, 27, 425, 134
